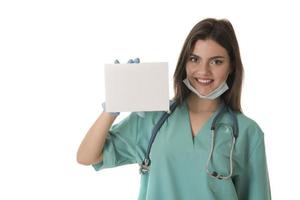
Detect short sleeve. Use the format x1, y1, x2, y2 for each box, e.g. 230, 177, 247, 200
92, 112, 140, 171
233, 126, 272, 200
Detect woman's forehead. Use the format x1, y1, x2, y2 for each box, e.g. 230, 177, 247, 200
192, 39, 228, 58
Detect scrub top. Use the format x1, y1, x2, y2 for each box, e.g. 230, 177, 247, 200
92, 100, 271, 200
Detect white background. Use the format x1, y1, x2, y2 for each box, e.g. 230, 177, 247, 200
0, 0, 299, 199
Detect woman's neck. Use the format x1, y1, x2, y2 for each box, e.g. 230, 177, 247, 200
186, 94, 221, 113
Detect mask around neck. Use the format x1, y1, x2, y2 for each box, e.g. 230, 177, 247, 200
183, 78, 229, 100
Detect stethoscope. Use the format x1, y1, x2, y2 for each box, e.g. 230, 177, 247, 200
139, 100, 239, 180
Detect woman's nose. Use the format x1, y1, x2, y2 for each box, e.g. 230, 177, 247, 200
194, 62, 210, 75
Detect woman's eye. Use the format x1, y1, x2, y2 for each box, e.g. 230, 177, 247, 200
189, 56, 198, 63
211, 59, 223, 65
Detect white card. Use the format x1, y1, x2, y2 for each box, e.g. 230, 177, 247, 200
104, 62, 169, 112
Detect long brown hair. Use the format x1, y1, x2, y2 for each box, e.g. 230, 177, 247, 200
172, 18, 244, 112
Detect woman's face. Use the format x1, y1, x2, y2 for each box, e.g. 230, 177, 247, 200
185, 39, 231, 96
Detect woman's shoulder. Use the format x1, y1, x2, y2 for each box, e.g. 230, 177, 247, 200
235, 112, 265, 141
236, 112, 260, 128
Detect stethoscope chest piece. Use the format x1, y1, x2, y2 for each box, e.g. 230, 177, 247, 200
139, 159, 151, 174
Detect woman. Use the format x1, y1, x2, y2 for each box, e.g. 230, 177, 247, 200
77, 18, 271, 200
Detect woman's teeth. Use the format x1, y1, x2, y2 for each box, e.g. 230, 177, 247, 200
196, 78, 213, 84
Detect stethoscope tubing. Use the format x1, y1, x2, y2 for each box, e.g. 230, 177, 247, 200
140, 101, 238, 180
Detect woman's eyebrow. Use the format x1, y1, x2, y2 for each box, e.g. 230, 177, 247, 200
210, 56, 226, 59
189, 53, 200, 58
190, 53, 225, 59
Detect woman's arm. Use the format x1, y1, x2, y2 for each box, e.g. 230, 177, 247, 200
77, 112, 118, 165
233, 132, 272, 199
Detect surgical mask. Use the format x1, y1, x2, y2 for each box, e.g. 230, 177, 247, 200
183, 78, 229, 100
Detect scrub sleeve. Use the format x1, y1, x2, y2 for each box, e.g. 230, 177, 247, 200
92, 112, 140, 171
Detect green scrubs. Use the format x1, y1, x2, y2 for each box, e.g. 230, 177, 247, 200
93, 100, 271, 200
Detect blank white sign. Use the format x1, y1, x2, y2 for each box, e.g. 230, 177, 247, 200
104, 62, 169, 112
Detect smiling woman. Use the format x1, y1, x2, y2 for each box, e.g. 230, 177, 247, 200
77, 18, 271, 200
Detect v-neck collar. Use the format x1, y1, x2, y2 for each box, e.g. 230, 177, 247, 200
183, 99, 224, 145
